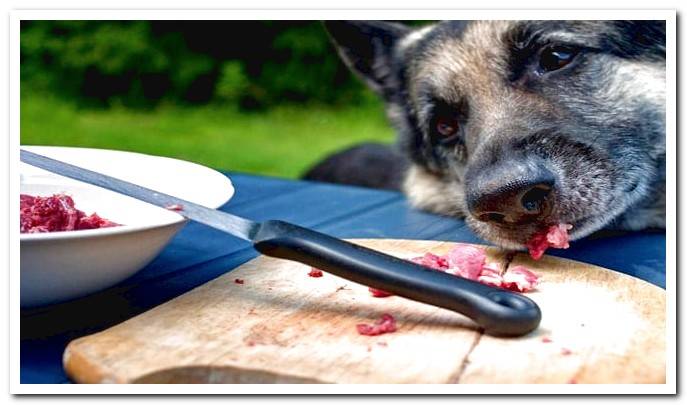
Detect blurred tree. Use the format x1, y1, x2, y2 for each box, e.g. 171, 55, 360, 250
21, 20, 433, 109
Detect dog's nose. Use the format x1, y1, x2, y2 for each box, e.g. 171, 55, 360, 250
467, 164, 556, 225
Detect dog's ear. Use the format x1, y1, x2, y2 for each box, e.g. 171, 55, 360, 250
324, 21, 410, 100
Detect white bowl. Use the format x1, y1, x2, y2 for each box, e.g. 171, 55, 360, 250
20, 146, 235, 307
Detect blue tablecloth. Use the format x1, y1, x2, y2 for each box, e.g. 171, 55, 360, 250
20, 172, 666, 384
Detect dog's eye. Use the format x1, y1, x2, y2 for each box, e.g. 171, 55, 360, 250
538, 45, 578, 73
436, 116, 459, 138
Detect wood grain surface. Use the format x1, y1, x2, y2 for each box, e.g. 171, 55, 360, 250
63, 239, 665, 384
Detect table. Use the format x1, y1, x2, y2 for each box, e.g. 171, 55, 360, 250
20, 173, 666, 384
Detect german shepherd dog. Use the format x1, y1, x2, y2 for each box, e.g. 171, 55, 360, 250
306, 20, 666, 249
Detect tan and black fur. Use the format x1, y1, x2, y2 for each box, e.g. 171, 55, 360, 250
305, 20, 666, 249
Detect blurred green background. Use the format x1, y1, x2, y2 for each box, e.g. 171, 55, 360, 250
20, 21, 426, 178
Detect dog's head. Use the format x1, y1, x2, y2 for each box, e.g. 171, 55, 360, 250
325, 20, 666, 248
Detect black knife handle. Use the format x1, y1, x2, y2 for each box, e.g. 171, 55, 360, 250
253, 220, 541, 337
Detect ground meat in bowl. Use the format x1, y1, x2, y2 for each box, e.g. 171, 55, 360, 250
20, 193, 120, 233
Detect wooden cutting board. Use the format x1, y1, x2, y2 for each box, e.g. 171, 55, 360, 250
63, 239, 665, 384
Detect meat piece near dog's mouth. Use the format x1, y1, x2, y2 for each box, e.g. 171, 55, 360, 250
364, 245, 540, 296
526, 223, 573, 260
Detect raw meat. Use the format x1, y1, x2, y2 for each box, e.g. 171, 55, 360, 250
20, 193, 119, 233
546, 224, 573, 248
165, 204, 184, 211
356, 313, 397, 336
501, 265, 540, 292
308, 268, 324, 278
445, 245, 486, 279
368, 287, 393, 298
76, 213, 117, 230
476, 266, 503, 288
366, 244, 540, 297
410, 252, 449, 270
527, 223, 573, 260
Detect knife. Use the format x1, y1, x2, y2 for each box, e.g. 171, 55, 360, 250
20, 149, 541, 336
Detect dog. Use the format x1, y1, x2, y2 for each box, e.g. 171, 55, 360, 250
305, 20, 666, 249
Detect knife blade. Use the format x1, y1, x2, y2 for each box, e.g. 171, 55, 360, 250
20, 149, 541, 336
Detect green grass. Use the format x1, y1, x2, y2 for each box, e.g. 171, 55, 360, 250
20, 93, 395, 179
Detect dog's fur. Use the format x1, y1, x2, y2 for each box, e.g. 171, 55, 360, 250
308, 20, 666, 249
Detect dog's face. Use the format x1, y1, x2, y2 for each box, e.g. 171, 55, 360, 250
326, 20, 666, 249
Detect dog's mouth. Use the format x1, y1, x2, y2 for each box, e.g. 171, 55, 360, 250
464, 213, 596, 252
461, 156, 620, 252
